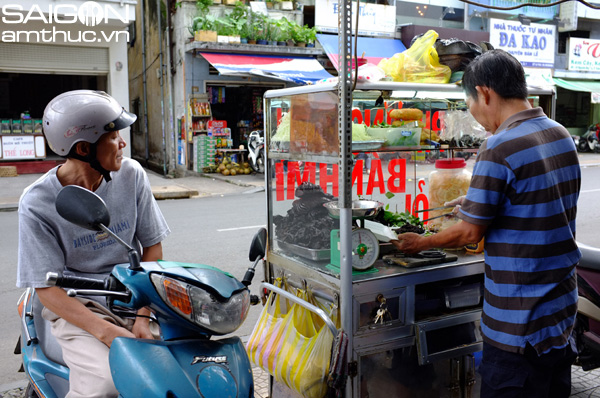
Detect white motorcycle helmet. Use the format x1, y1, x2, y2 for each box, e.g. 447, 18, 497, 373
43, 90, 136, 181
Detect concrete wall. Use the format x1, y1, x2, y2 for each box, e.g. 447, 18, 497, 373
128, 0, 170, 172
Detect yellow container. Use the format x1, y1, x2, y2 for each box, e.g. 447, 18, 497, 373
465, 238, 484, 254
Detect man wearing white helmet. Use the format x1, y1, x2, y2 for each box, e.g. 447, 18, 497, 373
16, 90, 171, 398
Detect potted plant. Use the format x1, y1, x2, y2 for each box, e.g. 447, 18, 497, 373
216, 18, 234, 43
256, 29, 268, 45
275, 18, 290, 45
272, 0, 283, 9
225, 5, 247, 44
239, 22, 250, 44
304, 25, 317, 47
196, 0, 213, 14
249, 11, 266, 44
190, 15, 218, 42
291, 22, 306, 47
265, 21, 278, 45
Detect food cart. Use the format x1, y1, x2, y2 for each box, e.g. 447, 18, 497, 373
255, 79, 556, 398
250, 6, 556, 394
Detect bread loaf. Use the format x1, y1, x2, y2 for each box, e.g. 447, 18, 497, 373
389, 108, 423, 121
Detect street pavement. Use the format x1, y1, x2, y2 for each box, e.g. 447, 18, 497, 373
1, 152, 600, 396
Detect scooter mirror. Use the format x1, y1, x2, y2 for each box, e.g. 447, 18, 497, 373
249, 228, 267, 262
56, 185, 110, 231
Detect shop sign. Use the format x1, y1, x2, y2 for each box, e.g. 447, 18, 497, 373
1, 135, 41, 159
208, 120, 227, 129
273, 160, 430, 216
489, 18, 556, 68
315, 0, 396, 37
558, 1, 578, 33
568, 38, 600, 72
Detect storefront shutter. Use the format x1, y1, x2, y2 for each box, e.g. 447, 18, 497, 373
0, 42, 109, 74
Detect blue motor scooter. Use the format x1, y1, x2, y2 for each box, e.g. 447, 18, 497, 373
16, 185, 265, 397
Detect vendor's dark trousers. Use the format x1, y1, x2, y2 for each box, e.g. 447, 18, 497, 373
479, 341, 576, 398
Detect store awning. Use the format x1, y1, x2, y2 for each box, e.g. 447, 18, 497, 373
317, 33, 407, 71
553, 78, 600, 94
199, 53, 332, 85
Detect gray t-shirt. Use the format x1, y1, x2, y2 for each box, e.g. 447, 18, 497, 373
17, 158, 171, 289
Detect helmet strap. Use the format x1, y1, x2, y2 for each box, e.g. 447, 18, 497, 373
70, 142, 112, 182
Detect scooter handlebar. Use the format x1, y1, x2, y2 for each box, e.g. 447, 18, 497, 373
46, 272, 107, 290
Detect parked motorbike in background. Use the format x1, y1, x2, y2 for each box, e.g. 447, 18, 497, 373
16, 185, 266, 398
574, 242, 600, 371
248, 130, 265, 174
574, 124, 600, 153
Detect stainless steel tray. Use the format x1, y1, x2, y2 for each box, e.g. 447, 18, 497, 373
277, 240, 330, 262
352, 140, 384, 151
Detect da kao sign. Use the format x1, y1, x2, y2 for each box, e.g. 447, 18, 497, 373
489, 18, 556, 68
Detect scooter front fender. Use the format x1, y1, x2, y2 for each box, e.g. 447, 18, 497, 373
109, 336, 253, 398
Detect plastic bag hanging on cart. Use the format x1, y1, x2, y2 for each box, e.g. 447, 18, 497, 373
246, 282, 338, 398
378, 30, 451, 84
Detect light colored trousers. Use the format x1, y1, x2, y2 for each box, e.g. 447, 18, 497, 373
42, 299, 134, 398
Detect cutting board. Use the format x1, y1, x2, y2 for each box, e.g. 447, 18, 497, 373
382, 252, 458, 268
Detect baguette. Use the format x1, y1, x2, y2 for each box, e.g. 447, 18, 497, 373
389, 108, 423, 121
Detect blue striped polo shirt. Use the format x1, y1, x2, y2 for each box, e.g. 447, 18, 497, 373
458, 107, 581, 355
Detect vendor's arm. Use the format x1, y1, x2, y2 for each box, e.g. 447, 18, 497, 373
131, 242, 164, 339
36, 286, 135, 347
392, 220, 487, 254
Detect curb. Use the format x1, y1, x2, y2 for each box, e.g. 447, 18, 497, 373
199, 172, 264, 188
152, 185, 199, 200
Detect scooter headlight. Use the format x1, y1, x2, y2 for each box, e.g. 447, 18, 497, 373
151, 274, 250, 335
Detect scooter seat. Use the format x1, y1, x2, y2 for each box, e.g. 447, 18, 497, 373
32, 293, 67, 367
578, 242, 600, 271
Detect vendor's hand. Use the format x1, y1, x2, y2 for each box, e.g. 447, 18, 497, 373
444, 195, 466, 215
391, 232, 424, 255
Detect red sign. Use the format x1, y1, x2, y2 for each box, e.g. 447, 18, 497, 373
274, 160, 430, 217
208, 120, 227, 128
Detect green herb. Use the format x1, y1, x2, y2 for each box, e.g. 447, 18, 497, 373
379, 210, 423, 228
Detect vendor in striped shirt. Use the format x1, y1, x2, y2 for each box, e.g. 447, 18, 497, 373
392, 49, 581, 398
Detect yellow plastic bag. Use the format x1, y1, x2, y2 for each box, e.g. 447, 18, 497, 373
246, 283, 336, 398
378, 30, 451, 84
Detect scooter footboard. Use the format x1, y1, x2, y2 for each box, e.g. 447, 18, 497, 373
109, 336, 253, 398
578, 242, 600, 271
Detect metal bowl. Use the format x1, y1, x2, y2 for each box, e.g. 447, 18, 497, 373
323, 200, 384, 219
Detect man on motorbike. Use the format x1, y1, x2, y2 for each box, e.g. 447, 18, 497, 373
16, 90, 171, 398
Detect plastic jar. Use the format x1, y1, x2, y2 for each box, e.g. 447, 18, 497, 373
427, 158, 472, 231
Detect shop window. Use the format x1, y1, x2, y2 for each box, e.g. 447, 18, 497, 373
555, 88, 590, 128
558, 30, 589, 54
208, 65, 219, 75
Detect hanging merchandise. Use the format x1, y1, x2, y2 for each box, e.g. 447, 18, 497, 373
440, 110, 487, 146
246, 280, 338, 398
378, 30, 451, 84
252, 89, 264, 130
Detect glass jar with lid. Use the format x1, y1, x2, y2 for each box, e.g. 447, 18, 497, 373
427, 158, 472, 231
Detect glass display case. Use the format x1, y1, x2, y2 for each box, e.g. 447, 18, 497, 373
260, 81, 555, 398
